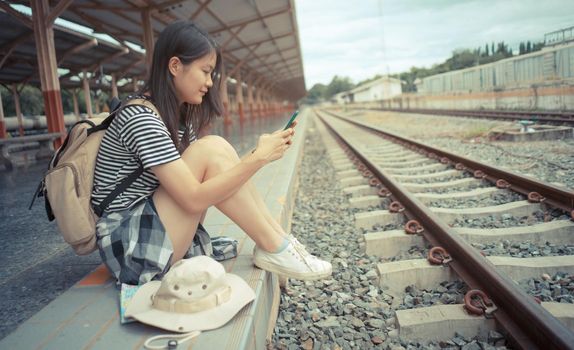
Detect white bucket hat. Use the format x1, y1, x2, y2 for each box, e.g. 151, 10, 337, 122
125, 255, 255, 333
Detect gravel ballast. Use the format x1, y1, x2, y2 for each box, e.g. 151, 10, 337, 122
272, 120, 510, 349
356, 111, 574, 190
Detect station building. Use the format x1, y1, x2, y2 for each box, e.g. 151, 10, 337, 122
330, 76, 402, 107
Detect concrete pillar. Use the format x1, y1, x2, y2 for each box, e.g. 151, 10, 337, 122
264, 84, 273, 117
0, 88, 6, 138
133, 77, 138, 92
12, 85, 24, 136
141, 9, 154, 70
274, 93, 279, 114
31, 0, 66, 146
229, 95, 235, 115
259, 89, 266, 117
266, 94, 272, 116
220, 66, 231, 125
72, 89, 80, 121
111, 74, 118, 98
235, 70, 244, 121
94, 96, 101, 114
262, 92, 268, 117
82, 70, 93, 118
246, 78, 254, 119
256, 85, 263, 118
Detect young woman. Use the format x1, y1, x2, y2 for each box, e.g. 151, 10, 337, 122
91, 20, 331, 285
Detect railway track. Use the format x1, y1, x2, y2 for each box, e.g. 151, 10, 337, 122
367, 108, 574, 126
315, 108, 574, 349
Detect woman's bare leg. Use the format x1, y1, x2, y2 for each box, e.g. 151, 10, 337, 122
202, 137, 286, 249
153, 188, 202, 262
153, 135, 285, 263
199, 210, 207, 224
246, 182, 288, 236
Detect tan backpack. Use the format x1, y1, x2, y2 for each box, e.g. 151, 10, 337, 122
30, 98, 159, 255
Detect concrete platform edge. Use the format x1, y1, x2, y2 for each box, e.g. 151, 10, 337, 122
0, 110, 310, 350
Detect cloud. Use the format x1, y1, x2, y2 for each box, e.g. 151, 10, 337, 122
295, 0, 574, 87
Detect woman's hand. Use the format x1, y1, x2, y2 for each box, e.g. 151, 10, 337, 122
286, 121, 297, 145
253, 128, 294, 163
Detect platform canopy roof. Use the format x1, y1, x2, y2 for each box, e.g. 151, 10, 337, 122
2, 0, 307, 101
0, 9, 146, 91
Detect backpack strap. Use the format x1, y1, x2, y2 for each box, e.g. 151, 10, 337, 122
88, 97, 160, 135
91, 97, 160, 217
93, 164, 144, 217
125, 98, 160, 116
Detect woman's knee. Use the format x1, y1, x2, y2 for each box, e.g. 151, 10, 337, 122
203, 135, 239, 159
181, 135, 238, 169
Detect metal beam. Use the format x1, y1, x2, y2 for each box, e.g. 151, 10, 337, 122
220, 24, 247, 50
0, 1, 33, 28
57, 38, 98, 65
226, 32, 292, 53
46, 0, 74, 24
190, 0, 211, 20
251, 2, 294, 78
0, 32, 34, 69
210, 7, 290, 35
149, 0, 186, 12
67, 7, 131, 47
0, 30, 33, 53
86, 47, 129, 71
141, 8, 154, 68
227, 43, 262, 77
71, 3, 138, 11
116, 57, 145, 79
203, 7, 286, 85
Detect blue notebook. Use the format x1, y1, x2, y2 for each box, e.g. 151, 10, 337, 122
119, 283, 141, 324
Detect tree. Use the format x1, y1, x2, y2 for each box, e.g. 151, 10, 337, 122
301, 83, 327, 104
0, 84, 44, 116
19, 85, 45, 115
476, 47, 481, 65
356, 74, 382, 87
519, 42, 525, 55
485, 43, 489, 56
532, 41, 544, 52
325, 76, 354, 98
526, 41, 532, 53
448, 49, 477, 70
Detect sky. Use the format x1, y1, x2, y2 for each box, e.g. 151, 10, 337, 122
294, 0, 574, 88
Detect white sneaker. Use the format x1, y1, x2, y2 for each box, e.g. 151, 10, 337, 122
286, 235, 321, 261
253, 241, 332, 281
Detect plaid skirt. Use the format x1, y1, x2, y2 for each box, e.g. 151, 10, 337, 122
95, 196, 212, 285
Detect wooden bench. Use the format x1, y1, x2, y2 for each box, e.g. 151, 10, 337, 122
0, 132, 63, 170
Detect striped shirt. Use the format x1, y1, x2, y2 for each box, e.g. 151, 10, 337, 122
91, 104, 195, 212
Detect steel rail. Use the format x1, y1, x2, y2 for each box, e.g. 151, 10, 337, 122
321, 109, 574, 216
379, 107, 574, 118
370, 107, 574, 125
317, 111, 574, 350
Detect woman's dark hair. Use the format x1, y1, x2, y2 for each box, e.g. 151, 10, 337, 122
141, 20, 223, 152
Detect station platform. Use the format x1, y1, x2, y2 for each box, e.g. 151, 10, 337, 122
0, 109, 309, 349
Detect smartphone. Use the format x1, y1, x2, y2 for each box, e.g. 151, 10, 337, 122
283, 110, 300, 130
